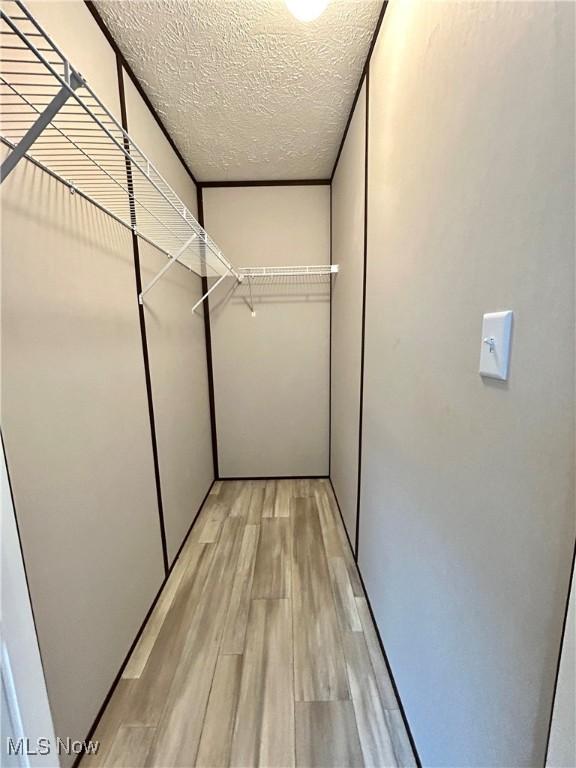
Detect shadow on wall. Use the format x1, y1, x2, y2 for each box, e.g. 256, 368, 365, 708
1, 157, 132, 272
205, 274, 331, 318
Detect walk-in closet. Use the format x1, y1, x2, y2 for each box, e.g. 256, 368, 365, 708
2, 1, 575, 767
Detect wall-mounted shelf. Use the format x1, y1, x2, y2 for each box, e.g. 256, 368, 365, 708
238, 265, 338, 282
0, 0, 238, 306
233, 265, 338, 316
0, 1, 340, 313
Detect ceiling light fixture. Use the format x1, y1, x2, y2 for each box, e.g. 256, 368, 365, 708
285, 0, 329, 23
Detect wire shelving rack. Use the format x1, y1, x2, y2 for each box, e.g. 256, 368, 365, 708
0, 0, 239, 305
238, 265, 338, 281
0, 0, 339, 311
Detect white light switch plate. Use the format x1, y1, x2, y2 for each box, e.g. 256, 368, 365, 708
479, 311, 513, 381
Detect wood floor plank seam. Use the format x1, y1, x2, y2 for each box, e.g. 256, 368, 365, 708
221, 523, 261, 654
292, 496, 350, 702
196, 510, 255, 765
320, 488, 416, 768
343, 630, 399, 767
251, 518, 291, 599
144, 518, 245, 765
262, 479, 276, 518
123, 545, 190, 679
230, 598, 295, 767
195, 616, 234, 766
310, 489, 366, 763
311, 485, 398, 766
195, 651, 244, 766
290, 488, 298, 768
355, 596, 401, 712
121, 542, 219, 728
325, 477, 418, 765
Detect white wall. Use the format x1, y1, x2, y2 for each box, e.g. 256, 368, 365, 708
330, 83, 366, 547
356, 2, 574, 766
203, 185, 330, 478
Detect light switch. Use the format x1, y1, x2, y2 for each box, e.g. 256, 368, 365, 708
479, 311, 513, 381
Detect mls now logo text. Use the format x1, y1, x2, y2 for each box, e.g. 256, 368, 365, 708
7, 737, 100, 756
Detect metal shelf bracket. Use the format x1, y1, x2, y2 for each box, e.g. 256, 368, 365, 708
1, 69, 84, 184
191, 268, 238, 314
139, 233, 199, 304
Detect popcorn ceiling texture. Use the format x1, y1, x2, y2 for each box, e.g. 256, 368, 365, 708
94, 0, 383, 181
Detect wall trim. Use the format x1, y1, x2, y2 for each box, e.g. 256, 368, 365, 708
117, 57, 169, 575
544, 536, 576, 763
72, 479, 215, 768
197, 186, 220, 480
84, 1, 198, 187
218, 475, 329, 481
331, 0, 388, 181
328, 478, 422, 767
199, 179, 330, 188
329, 184, 333, 477
354, 66, 370, 560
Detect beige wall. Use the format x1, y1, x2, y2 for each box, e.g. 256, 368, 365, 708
1, 440, 57, 767
138, 239, 214, 563
1, 4, 164, 759
122, 73, 197, 218
123, 72, 213, 564
203, 185, 330, 477
330, 83, 366, 547
1, 160, 165, 764
1, 0, 213, 758
356, 2, 575, 766
27, 1, 121, 121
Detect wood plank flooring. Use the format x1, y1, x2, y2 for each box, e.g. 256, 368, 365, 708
82, 479, 416, 768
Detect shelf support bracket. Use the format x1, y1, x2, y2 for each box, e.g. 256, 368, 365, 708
139, 233, 198, 304
247, 275, 255, 317
0, 66, 84, 183
191, 269, 232, 314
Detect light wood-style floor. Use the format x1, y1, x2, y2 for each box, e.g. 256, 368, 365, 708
82, 479, 416, 768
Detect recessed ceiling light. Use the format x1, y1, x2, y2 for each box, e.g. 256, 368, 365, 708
285, 0, 330, 23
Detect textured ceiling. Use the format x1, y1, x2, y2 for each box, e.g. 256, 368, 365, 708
93, 0, 382, 181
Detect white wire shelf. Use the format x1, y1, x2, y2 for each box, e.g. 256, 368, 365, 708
0, 1, 340, 312
0, 0, 238, 303
234, 265, 338, 316
238, 265, 339, 281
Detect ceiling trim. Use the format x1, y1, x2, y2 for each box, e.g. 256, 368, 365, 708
84, 0, 199, 187
200, 179, 330, 188
330, 0, 389, 182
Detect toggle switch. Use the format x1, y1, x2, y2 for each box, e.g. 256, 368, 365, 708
479, 311, 513, 381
